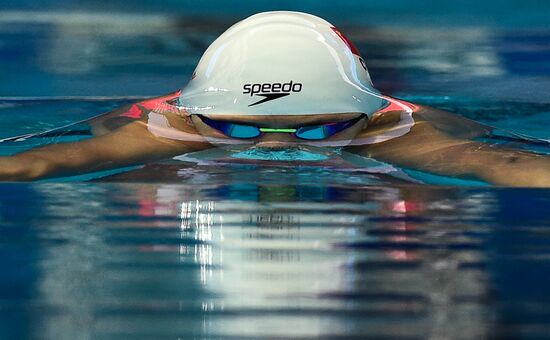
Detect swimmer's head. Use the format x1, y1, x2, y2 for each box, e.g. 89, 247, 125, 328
179, 11, 387, 118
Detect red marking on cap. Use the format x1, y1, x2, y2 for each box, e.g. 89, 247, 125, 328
120, 104, 143, 119
120, 90, 183, 119
140, 90, 182, 112
331, 26, 361, 56
371, 96, 419, 118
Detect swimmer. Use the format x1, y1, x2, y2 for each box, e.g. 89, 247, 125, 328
0, 11, 549, 186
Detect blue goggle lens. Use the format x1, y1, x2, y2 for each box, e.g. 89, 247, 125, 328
200, 116, 261, 139
227, 124, 262, 139
295, 119, 360, 140
294, 125, 329, 140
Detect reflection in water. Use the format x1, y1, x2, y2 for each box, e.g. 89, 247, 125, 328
180, 200, 218, 286
36, 182, 487, 338
6, 181, 550, 338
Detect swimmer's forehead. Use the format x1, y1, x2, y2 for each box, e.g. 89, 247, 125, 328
202, 112, 362, 126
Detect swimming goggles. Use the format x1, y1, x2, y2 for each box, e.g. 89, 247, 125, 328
197, 114, 365, 140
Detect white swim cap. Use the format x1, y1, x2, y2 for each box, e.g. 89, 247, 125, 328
179, 11, 387, 116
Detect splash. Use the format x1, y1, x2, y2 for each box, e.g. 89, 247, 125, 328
231, 148, 331, 161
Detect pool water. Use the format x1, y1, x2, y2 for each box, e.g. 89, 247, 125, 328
2, 183, 550, 338
1, 7, 550, 339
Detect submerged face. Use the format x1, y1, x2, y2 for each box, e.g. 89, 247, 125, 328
190, 113, 367, 149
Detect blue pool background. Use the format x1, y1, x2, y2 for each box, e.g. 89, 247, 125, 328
1, 1, 550, 338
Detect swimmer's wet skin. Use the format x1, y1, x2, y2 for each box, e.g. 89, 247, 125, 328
0, 11, 549, 186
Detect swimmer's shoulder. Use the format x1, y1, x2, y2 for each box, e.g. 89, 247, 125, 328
351, 97, 419, 145
361, 97, 490, 141
89, 90, 196, 136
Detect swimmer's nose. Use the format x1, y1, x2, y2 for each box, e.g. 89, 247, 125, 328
254, 142, 292, 150
254, 133, 296, 149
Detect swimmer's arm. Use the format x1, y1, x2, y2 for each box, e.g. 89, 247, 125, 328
349, 121, 550, 187
0, 121, 210, 181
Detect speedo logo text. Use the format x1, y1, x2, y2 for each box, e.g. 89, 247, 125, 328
243, 80, 303, 107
